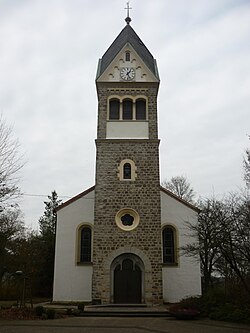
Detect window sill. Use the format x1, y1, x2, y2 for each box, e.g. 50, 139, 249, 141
107, 120, 148, 122
120, 179, 135, 182
162, 263, 178, 267
77, 262, 93, 266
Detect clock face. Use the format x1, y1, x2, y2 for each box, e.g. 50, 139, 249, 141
120, 67, 135, 81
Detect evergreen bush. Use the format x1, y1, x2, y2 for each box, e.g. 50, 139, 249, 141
34, 305, 45, 316
46, 308, 56, 319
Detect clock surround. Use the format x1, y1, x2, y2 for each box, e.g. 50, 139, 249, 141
120, 67, 135, 81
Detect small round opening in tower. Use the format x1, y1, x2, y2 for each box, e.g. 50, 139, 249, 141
121, 213, 134, 226
115, 208, 139, 231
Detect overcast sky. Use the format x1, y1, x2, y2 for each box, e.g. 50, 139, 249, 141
0, 0, 249, 229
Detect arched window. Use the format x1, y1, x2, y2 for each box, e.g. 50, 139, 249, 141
136, 99, 146, 120
108, 97, 148, 121
123, 163, 131, 179
80, 227, 92, 263
122, 99, 133, 120
109, 99, 120, 120
125, 51, 130, 61
162, 226, 176, 264
118, 159, 137, 181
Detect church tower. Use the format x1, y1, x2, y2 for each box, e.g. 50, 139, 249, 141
92, 14, 162, 304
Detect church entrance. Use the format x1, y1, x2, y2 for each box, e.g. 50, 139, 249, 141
111, 254, 144, 304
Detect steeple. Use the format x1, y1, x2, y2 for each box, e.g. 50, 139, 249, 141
96, 21, 159, 81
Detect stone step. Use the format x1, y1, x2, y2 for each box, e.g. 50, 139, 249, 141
77, 311, 171, 317
43, 303, 172, 317
82, 304, 171, 317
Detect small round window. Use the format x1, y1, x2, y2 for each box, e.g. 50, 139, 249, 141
115, 208, 140, 231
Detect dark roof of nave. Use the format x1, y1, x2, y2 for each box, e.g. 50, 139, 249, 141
97, 23, 159, 79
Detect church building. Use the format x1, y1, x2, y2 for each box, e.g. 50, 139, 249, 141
53, 13, 201, 305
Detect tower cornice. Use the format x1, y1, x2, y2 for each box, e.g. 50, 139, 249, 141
96, 81, 160, 91
95, 139, 160, 145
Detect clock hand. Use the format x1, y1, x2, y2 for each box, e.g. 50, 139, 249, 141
127, 69, 131, 78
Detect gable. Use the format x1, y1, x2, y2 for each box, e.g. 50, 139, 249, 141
56, 185, 95, 212
97, 43, 159, 83
160, 186, 200, 213
160, 187, 199, 233
96, 24, 159, 81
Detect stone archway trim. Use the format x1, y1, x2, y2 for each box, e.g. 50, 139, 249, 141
104, 246, 152, 272
104, 246, 152, 304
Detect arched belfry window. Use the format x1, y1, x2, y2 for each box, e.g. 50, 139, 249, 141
162, 226, 177, 265
107, 96, 148, 121
78, 226, 92, 263
109, 99, 120, 120
118, 159, 137, 181
136, 99, 146, 120
123, 99, 133, 120
123, 163, 131, 179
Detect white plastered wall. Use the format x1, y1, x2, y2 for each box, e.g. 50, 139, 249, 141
161, 191, 201, 303
53, 189, 95, 302
106, 121, 148, 139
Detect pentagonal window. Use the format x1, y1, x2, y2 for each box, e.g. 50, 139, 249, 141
121, 213, 134, 226
115, 208, 140, 231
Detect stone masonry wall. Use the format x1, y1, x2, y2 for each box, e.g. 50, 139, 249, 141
92, 139, 162, 304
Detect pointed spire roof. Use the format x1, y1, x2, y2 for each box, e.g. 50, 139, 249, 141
96, 23, 159, 80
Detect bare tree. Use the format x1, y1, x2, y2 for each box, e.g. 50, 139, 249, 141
162, 175, 195, 203
182, 193, 250, 296
243, 149, 250, 188
218, 192, 250, 296
0, 116, 24, 207
182, 197, 224, 292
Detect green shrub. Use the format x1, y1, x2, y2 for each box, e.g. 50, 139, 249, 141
172, 289, 250, 324
202, 289, 228, 309
34, 305, 45, 316
209, 304, 250, 324
179, 296, 203, 311
46, 308, 56, 319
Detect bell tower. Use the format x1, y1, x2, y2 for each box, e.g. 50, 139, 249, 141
92, 14, 162, 305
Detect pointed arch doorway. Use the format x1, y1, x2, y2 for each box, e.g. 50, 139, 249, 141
111, 253, 144, 304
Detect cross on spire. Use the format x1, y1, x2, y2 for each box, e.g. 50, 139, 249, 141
125, 1, 132, 25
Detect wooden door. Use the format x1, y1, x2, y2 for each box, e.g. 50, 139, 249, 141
114, 259, 141, 304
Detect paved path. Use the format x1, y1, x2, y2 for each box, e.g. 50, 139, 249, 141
0, 317, 250, 333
